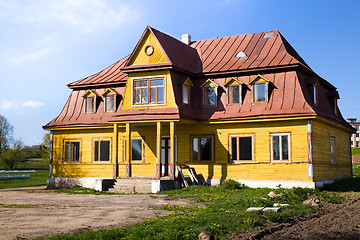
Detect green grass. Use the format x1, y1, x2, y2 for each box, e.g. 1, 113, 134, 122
353, 163, 360, 177
352, 147, 360, 155
0, 171, 48, 189
37, 184, 344, 240
52, 185, 124, 195
0, 158, 49, 170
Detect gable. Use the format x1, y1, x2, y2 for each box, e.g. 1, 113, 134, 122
82, 90, 98, 98
249, 75, 270, 84
183, 77, 193, 86
127, 30, 170, 66
224, 77, 243, 86
200, 79, 219, 88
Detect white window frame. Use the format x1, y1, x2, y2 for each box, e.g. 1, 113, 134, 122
131, 75, 166, 107
270, 133, 291, 162
252, 82, 268, 104
104, 94, 116, 113
182, 84, 190, 104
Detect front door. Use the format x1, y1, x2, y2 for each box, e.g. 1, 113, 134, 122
161, 137, 170, 176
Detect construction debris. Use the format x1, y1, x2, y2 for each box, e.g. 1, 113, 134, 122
268, 191, 278, 198
303, 198, 320, 206
198, 231, 214, 240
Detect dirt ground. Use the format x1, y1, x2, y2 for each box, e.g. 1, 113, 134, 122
1, 187, 360, 240
0, 186, 190, 240
236, 192, 360, 240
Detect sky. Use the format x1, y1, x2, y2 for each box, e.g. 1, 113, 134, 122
0, 0, 359, 146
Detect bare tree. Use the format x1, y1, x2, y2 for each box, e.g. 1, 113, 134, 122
0, 114, 13, 154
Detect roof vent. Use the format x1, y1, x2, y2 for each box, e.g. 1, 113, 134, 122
263, 32, 274, 38
236, 51, 246, 58
182, 34, 191, 45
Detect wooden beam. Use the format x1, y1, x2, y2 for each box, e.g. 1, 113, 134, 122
156, 122, 162, 179
170, 121, 175, 180
125, 123, 131, 178
113, 123, 119, 179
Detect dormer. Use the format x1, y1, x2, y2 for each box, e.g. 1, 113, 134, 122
200, 79, 219, 107
82, 90, 99, 114
182, 77, 193, 105
313, 80, 321, 105
102, 88, 120, 113
249, 75, 270, 104
224, 77, 244, 105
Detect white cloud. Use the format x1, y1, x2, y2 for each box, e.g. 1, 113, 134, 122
10, 49, 49, 64
0, 100, 18, 109
22, 101, 45, 108
0, 0, 140, 33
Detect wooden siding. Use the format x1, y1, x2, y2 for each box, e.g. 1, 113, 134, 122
312, 120, 352, 181
121, 70, 178, 110
128, 30, 169, 66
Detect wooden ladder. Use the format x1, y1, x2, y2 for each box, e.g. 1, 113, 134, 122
177, 163, 201, 187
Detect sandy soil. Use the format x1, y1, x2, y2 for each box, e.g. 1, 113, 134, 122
234, 192, 360, 240
0, 186, 190, 240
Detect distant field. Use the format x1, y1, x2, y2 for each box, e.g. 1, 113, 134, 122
0, 158, 49, 170
0, 171, 48, 189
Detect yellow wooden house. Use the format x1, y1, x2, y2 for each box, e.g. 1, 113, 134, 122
44, 26, 354, 192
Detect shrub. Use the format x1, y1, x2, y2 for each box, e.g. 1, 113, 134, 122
221, 179, 242, 190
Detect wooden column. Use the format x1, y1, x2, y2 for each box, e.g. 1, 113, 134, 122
156, 122, 162, 179
170, 121, 175, 180
307, 120, 313, 178
112, 123, 119, 179
125, 123, 131, 178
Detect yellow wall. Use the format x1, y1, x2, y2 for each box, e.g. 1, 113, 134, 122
121, 70, 178, 110
128, 30, 169, 66
312, 119, 352, 181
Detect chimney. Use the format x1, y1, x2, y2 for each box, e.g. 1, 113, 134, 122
181, 34, 191, 45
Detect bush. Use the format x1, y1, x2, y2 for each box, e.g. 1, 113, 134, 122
221, 179, 243, 190
0, 140, 25, 169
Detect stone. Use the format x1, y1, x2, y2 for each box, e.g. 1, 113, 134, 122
262, 207, 282, 212
246, 207, 264, 211
198, 231, 214, 240
303, 198, 320, 206
268, 191, 278, 198
273, 203, 289, 207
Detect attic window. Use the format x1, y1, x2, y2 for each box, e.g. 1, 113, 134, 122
236, 51, 246, 58
82, 90, 97, 114
224, 77, 243, 105
263, 33, 274, 38
249, 75, 270, 104
200, 79, 218, 107
102, 88, 118, 113
183, 78, 193, 105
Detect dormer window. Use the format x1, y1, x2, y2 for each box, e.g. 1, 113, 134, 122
102, 88, 119, 113
82, 90, 98, 114
313, 80, 320, 105
224, 77, 243, 105
200, 79, 218, 107
249, 75, 270, 104
132, 76, 165, 106
182, 78, 193, 105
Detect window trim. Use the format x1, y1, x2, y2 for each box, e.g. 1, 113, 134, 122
252, 82, 268, 104
182, 83, 190, 105
227, 84, 242, 105
104, 94, 116, 113
92, 138, 112, 163
190, 135, 215, 162
84, 96, 95, 114
131, 75, 166, 107
63, 139, 81, 163
270, 132, 291, 162
314, 85, 318, 105
331, 136, 336, 164
229, 133, 255, 163
203, 86, 217, 107
123, 137, 145, 163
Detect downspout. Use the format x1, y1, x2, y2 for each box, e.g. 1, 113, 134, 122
307, 120, 314, 181
49, 131, 53, 178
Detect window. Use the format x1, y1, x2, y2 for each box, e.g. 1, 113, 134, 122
228, 85, 241, 105
270, 133, 291, 162
85, 97, 95, 113
331, 137, 336, 164
131, 139, 144, 161
105, 95, 115, 112
183, 84, 190, 104
133, 77, 164, 105
314, 85, 318, 105
356, 133, 359, 138
204, 87, 216, 106
94, 140, 110, 162
230, 135, 253, 162
253, 82, 266, 103
191, 135, 214, 161
64, 141, 80, 162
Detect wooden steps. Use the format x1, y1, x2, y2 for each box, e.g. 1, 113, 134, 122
108, 178, 154, 193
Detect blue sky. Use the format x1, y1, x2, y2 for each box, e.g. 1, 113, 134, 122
0, 0, 359, 146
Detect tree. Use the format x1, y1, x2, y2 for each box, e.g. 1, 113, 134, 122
0, 114, 14, 154
0, 140, 25, 169
42, 132, 51, 161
